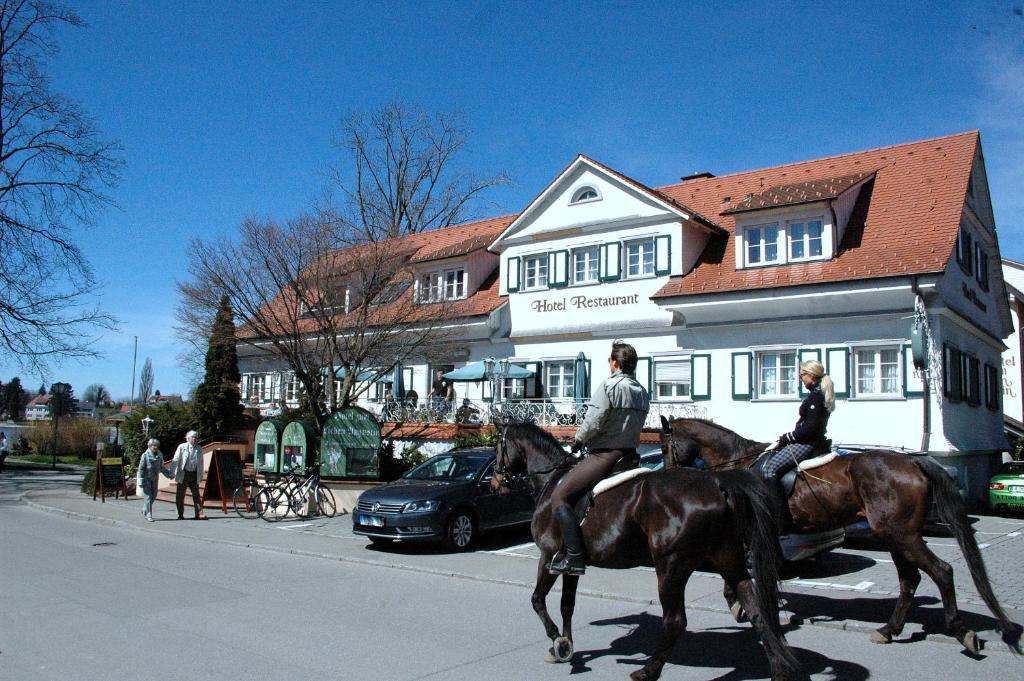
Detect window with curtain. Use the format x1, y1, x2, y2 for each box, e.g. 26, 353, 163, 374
545, 361, 575, 399
654, 359, 692, 400
854, 347, 901, 396
757, 351, 798, 397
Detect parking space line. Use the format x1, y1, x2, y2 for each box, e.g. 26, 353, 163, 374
787, 579, 875, 592
277, 523, 316, 530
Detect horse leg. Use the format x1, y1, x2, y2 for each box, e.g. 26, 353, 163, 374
723, 581, 745, 622
531, 556, 566, 663
869, 550, 921, 645
548, 574, 580, 663
889, 536, 978, 652
731, 576, 796, 681
631, 558, 692, 681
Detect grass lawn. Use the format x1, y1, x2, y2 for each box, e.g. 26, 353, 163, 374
6, 454, 94, 468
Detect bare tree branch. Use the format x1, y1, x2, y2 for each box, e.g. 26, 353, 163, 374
0, 1, 121, 373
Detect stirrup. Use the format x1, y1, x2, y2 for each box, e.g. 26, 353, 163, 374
547, 552, 586, 576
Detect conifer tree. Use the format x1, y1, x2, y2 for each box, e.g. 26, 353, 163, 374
193, 296, 243, 437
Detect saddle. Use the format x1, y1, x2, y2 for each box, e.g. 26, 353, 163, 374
756, 440, 834, 498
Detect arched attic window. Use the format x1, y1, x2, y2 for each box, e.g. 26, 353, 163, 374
570, 185, 600, 204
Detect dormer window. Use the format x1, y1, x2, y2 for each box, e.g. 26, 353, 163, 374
739, 214, 829, 269
418, 267, 466, 303
570, 186, 600, 204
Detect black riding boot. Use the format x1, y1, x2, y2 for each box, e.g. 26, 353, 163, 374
547, 505, 587, 576
766, 475, 792, 532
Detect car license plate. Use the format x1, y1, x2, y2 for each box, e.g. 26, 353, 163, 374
1009, 485, 1024, 495
358, 514, 384, 527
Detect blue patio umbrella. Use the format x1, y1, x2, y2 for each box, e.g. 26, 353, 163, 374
573, 352, 589, 417
391, 362, 406, 401
443, 361, 535, 382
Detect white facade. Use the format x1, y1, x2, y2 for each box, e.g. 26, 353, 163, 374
1001, 258, 1024, 425
240, 140, 1013, 464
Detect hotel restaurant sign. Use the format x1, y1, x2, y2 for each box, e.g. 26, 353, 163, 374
509, 279, 675, 337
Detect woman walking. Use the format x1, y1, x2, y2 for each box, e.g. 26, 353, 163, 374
138, 438, 169, 521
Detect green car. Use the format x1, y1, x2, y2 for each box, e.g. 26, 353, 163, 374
988, 462, 1024, 513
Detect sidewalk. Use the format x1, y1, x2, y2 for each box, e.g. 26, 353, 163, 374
18, 481, 1024, 656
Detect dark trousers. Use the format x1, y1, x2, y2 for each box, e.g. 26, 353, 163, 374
175, 469, 202, 518
550, 448, 635, 509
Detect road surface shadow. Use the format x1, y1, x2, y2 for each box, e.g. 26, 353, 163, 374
574, 611, 867, 680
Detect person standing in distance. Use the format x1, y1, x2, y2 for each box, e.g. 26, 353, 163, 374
170, 430, 206, 520
0, 431, 9, 473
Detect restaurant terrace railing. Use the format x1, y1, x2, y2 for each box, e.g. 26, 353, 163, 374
362, 397, 707, 429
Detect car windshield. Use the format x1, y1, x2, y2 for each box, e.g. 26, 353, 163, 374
406, 453, 491, 481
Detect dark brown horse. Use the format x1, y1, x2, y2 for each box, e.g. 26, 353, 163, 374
492, 422, 798, 681
661, 416, 1022, 654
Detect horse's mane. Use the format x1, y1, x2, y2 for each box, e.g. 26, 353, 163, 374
504, 421, 565, 460
677, 417, 759, 451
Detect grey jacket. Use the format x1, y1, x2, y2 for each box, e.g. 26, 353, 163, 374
138, 449, 168, 482
574, 371, 650, 450
169, 442, 203, 484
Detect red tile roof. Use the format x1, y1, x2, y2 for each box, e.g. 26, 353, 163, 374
653, 131, 978, 298
720, 171, 875, 215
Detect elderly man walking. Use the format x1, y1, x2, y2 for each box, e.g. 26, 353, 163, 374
170, 430, 206, 520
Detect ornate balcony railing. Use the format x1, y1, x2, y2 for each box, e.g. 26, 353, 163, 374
362, 397, 707, 429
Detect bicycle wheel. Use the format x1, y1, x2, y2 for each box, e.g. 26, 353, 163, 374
316, 486, 337, 518
258, 486, 292, 522
232, 483, 259, 519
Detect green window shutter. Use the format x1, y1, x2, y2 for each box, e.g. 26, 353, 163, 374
599, 242, 621, 281
548, 250, 569, 288
585, 358, 592, 398
903, 344, 925, 397
691, 354, 711, 401
798, 348, 821, 397
731, 352, 753, 400
825, 347, 850, 398
654, 234, 671, 275
506, 256, 520, 293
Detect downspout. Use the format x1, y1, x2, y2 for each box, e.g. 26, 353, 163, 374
911, 276, 931, 452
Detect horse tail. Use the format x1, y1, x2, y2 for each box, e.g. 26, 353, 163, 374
915, 457, 1023, 651
714, 469, 799, 672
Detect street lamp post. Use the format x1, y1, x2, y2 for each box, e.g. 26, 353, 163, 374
483, 357, 511, 423
141, 415, 154, 436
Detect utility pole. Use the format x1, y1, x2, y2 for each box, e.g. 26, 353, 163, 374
130, 336, 138, 413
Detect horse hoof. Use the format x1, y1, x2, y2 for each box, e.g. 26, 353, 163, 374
960, 630, 980, 653
730, 601, 746, 622
869, 630, 892, 645
549, 636, 572, 663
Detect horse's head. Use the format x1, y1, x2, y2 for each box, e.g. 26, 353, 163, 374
491, 421, 569, 492
660, 416, 700, 468
491, 423, 523, 493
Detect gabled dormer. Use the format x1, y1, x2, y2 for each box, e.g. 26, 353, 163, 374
721, 171, 874, 271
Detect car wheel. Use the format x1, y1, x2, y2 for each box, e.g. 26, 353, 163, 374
445, 511, 475, 551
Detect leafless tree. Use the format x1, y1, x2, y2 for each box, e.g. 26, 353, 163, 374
177, 103, 505, 429
82, 382, 109, 406
137, 357, 153, 404
0, 1, 121, 373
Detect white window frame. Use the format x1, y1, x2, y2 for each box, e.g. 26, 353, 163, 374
569, 185, 601, 205
444, 267, 466, 300
285, 375, 300, 403
852, 345, 903, 399
755, 350, 799, 399
787, 218, 825, 262
653, 358, 692, 402
623, 238, 655, 279
419, 270, 442, 303
522, 254, 549, 290
545, 361, 575, 400
744, 222, 781, 267
572, 246, 599, 285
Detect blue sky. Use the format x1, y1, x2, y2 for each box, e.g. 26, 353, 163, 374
5, 1, 1023, 400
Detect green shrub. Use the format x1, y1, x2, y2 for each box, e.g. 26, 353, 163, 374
453, 428, 497, 448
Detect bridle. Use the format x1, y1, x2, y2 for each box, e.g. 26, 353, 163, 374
493, 425, 574, 492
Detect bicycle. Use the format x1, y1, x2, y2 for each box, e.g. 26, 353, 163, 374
282, 463, 337, 519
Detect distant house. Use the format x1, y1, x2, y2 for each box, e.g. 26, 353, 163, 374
148, 391, 184, 407
25, 394, 50, 420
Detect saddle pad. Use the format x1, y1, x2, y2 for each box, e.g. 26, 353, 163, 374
593, 467, 650, 496
797, 452, 837, 471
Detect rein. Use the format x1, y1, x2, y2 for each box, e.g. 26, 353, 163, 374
495, 426, 574, 490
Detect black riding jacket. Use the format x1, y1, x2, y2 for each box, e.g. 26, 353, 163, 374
781, 383, 829, 447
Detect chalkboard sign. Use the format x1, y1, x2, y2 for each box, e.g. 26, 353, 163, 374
203, 448, 245, 514
93, 456, 127, 502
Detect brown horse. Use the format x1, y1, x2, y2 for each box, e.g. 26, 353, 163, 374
661, 416, 1022, 654
492, 422, 798, 681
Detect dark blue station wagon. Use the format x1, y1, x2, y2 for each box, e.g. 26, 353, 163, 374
353, 447, 535, 550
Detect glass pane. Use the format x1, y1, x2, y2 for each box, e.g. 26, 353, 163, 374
780, 352, 797, 394
808, 220, 823, 256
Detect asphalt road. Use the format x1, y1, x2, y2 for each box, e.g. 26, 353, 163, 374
1, 469, 1022, 681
